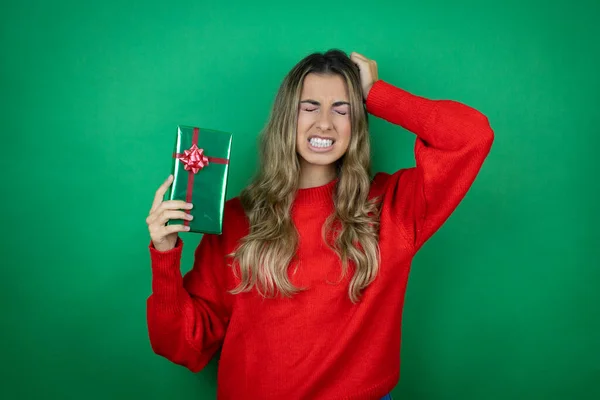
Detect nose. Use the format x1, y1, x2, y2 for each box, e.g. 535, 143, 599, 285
316, 110, 332, 131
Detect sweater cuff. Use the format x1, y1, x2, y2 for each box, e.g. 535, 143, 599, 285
149, 237, 185, 311
365, 80, 438, 138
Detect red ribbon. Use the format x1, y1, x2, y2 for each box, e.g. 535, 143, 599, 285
173, 127, 229, 226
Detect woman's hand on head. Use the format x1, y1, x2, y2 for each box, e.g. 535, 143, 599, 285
146, 174, 194, 252
350, 52, 379, 100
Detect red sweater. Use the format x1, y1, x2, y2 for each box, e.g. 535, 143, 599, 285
146, 80, 494, 399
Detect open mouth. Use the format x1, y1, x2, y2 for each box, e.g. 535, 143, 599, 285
308, 136, 335, 148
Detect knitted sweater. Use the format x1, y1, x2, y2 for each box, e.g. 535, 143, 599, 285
146, 80, 494, 399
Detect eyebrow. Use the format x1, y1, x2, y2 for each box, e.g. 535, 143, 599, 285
300, 100, 350, 107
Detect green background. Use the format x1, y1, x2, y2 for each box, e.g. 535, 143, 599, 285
1, 0, 598, 399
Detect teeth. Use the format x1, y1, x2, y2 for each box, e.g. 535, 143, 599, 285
309, 137, 333, 148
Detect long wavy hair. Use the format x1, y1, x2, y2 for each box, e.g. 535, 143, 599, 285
230, 49, 381, 303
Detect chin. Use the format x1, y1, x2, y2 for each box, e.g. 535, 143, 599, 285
303, 157, 341, 167
297, 147, 345, 167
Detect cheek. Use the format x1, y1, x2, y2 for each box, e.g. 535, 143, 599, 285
297, 113, 313, 133
337, 119, 352, 141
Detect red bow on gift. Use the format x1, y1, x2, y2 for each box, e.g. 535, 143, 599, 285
176, 143, 209, 173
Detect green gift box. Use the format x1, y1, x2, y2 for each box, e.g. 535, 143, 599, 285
166, 125, 233, 234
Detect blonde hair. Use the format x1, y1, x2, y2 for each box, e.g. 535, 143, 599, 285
230, 49, 380, 303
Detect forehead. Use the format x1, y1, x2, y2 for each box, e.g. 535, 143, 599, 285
300, 73, 349, 100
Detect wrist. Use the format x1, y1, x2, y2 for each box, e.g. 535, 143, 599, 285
150, 236, 182, 253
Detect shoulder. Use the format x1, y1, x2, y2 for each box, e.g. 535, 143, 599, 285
224, 196, 247, 220
222, 196, 250, 237
371, 171, 392, 193
197, 197, 248, 256
369, 169, 414, 199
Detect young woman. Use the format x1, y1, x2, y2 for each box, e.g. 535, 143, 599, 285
145, 50, 494, 399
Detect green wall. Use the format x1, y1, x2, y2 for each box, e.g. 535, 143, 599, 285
2, 0, 598, 399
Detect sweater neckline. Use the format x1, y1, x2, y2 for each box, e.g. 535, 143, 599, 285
293, 178, 337, 206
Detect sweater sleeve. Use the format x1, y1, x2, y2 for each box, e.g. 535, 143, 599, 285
146, 234, 231, 373
366, 80, 494, 251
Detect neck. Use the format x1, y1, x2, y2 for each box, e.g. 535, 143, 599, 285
298, 162, 337, 189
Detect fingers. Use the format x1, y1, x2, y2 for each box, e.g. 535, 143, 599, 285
163, 224, 191, 235
350, 52, 377, 76
146, 202, 193, 224
147, 210, 193, 241
149, 222, 191, 246
350, 51, 376, 65
160, 200, 194, 211
147, 176, 195, 247
369, 60, 379, 81
350, 52, 368, 62
350, 52, 367, 69
150, 175, 174, 213
350, 52, 374, 69
155, 210, 194, 226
